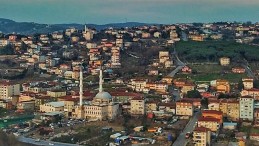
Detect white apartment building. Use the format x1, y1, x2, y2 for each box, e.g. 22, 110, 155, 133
239, 96, 254, 121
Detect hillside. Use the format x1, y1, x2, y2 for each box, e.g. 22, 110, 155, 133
0, 18, 149, 34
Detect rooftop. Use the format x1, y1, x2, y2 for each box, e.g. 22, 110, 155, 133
46, 101, 65, 107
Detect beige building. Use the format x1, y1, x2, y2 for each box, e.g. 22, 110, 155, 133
128, 78, 149, 93
209, 99, 239, 121
193, 127, 211, 146
47, 90, 66, 98
242, 78, 253, 90
17, 100, 35, 111
176, 99, 193, 116
40, 101, 64, 113
198, 117, 221, 132
219, 57, 230, 66
208, 100, 220, 111
145, 101, 158, 112
131, 97, 145, 115
182, 84, 196, 94
0, 81, 20, 99
221, 99, 240, 121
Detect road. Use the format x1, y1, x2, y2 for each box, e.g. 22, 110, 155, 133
18, 136, 80, 146
172, 111, 201, 146
242, 59, 258, 80
168, 65, 185, 77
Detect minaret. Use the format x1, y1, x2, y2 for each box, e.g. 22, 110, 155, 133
79, 65, 83, 106
84, 24, 87, 33
99, 68, 103, 93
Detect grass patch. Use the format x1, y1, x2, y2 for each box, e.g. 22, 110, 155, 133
251, 128, 259, 134
175, 73, 247, 83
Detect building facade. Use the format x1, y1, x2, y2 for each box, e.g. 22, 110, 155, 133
239, 96, 254, 121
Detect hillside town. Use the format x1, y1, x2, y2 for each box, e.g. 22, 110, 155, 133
0, 22, 259, 146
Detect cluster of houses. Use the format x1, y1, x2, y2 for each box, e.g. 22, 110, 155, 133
0, 22, 259, 145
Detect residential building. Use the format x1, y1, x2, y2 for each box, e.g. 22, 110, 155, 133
182, 83, 196, 94
242, 78, 254, 90
40, 101, 65, 113
208, 99, 220, 111
216, 79, 230, 93
0, 81, 20, 99
131, 97, 145, 115
241, 88, 259, 100
223, 99, 240, 121
193, 127, 211, 146
145, 101, 158, 112
17, 100, 35, 112
128, 78, 149, 93
232, 67, 245, 74
198, 117, 221, 132
189, 34, 204, 41
47, 90, 66, 98
158, 102, 176, 114
202, 110, 223, 123
239, 96, 254, 121
176, 99, 193, 116
219, 57, 230, 66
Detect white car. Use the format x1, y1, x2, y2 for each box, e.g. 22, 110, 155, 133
49, 143, 54, 145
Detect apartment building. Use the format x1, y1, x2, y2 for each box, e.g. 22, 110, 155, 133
193, 127, 211, 146
40, 101, 65, 113
239, 96, 254, 121
219, 57, 230, 66
198, 117, 221, 132
202, 110, 223, 123
0, 81, 20, 99
130, 97, 145, 115
242, 78, 253, 90
176, 99, 193, 116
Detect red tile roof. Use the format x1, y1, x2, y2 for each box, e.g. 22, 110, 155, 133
202, 110, 223, 115
194, 126, 210, 132
198, 117, 221, 123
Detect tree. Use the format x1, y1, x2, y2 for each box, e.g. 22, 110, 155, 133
254, 80, 259, 88
238, 79, 244, 91
186, 90, 202, 98
218, 93, 228, 99
201, 98, 208, 109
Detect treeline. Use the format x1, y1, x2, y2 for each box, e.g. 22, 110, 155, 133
170, 40, 259, 62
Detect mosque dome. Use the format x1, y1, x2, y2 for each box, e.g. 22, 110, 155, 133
95, 91, 112, 100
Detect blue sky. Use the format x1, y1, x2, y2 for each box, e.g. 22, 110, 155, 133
0, 0, 258, 24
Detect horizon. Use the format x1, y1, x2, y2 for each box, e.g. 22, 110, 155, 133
0, 0, 259, 24
0, 17, 257, 25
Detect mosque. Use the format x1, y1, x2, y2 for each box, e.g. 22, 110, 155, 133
72, 68, 119, 120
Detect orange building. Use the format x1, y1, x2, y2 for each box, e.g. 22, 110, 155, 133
202, 110, 223, 123
216, 79, 230, 93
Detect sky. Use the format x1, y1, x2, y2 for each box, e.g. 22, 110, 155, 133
0, 0, 258, 24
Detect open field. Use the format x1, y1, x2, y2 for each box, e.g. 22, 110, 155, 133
171, 40, 259, 62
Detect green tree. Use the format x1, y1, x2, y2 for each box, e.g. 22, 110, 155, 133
186, 90, 202, 98
254, 80, 259, 88
238, 79, 244, 91
201, 98, 208, 109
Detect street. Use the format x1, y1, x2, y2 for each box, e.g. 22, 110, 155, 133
18, 136, 80, 146
168, 65, 185, 77
172, 111, 200, 146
